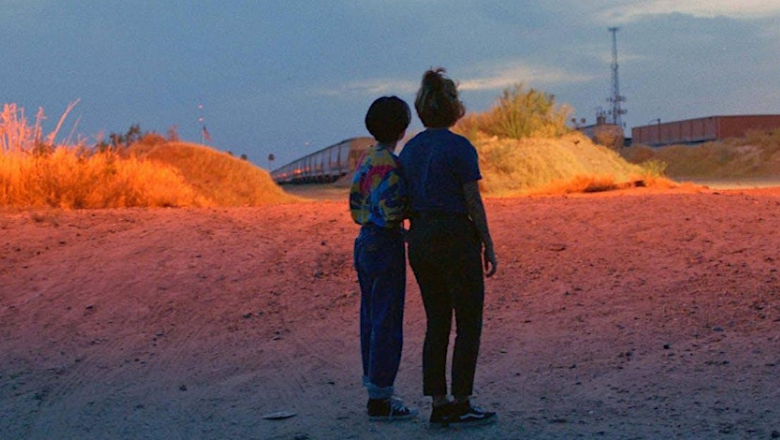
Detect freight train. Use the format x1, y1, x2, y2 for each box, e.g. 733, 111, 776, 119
632, 115, 780, 147
270, 137, 374, 184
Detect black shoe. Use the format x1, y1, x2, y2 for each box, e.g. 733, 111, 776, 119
445, 401, 497, 427
367, 397, 418, 422
429, 402, 453, 427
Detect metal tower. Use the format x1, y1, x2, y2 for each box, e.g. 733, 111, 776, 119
607, 27, 626, 129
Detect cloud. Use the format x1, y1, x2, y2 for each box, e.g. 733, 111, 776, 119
596, 0, 780, 23
316, 78, 418, 97
458, 61, 597, 92
318, 60, 597, 99
316, 60, 595, 99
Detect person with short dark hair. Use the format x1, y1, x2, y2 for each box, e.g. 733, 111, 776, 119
399, 68, 498, 428
350, 95, 417, 421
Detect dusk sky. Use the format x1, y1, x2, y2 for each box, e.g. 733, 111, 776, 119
3, 1, 779, 168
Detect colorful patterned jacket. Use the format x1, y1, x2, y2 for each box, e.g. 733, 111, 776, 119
349, 144, 408, 229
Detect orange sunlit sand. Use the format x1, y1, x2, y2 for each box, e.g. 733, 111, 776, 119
2, 187, 780, 438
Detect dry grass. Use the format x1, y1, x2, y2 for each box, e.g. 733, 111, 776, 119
622, 129, 780, 179
0, 148, 207, 208
475, 131, 670, 196
1, 103, 299, 208
1, 103, 204, 208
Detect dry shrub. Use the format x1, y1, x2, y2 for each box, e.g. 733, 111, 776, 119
454, 84, 572, 142
1, 147, 207, 208
1, 103, 43, 154
1, 102, 204, 208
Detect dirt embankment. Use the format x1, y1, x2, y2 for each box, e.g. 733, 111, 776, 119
2, 186, 780, 439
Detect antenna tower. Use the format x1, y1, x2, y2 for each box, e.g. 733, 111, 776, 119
607, 27, 626, 129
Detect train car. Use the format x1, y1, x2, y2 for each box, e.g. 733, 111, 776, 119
270, 137, 373, 184
632, 115, 780, 147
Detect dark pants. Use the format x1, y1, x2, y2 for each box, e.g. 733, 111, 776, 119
407, 213, 484, 397
354, 224, 406, 399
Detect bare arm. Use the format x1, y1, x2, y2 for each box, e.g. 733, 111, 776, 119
463, 181, 497, 277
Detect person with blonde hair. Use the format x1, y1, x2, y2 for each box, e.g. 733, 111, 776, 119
399, 68, 498, 428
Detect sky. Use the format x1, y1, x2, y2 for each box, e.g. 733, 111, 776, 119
3, 1, 780, 169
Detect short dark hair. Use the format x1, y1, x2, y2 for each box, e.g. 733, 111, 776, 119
365, 96, 411, 143
415, 68, 465, 128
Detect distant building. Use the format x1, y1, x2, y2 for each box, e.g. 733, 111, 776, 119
632, 115, 780, 147
576, 114, 625, 150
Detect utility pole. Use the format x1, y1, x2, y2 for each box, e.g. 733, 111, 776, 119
607, 27, 626, 130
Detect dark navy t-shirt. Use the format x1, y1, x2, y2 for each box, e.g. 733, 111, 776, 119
398, 128, 481, 214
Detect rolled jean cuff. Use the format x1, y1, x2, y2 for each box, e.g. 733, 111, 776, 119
363, 376, 394, 400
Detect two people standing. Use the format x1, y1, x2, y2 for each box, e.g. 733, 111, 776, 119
350, 68, 497, 427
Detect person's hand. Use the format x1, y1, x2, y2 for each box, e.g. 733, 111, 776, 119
483, 245, 497, 277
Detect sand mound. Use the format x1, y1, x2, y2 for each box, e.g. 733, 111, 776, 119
135, 142, 301, 206
475, 132, 645, 196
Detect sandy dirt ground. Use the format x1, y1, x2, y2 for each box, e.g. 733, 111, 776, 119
2, 185, 780, 439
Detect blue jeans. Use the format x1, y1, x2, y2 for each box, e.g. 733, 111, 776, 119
354, 224, 406, 399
